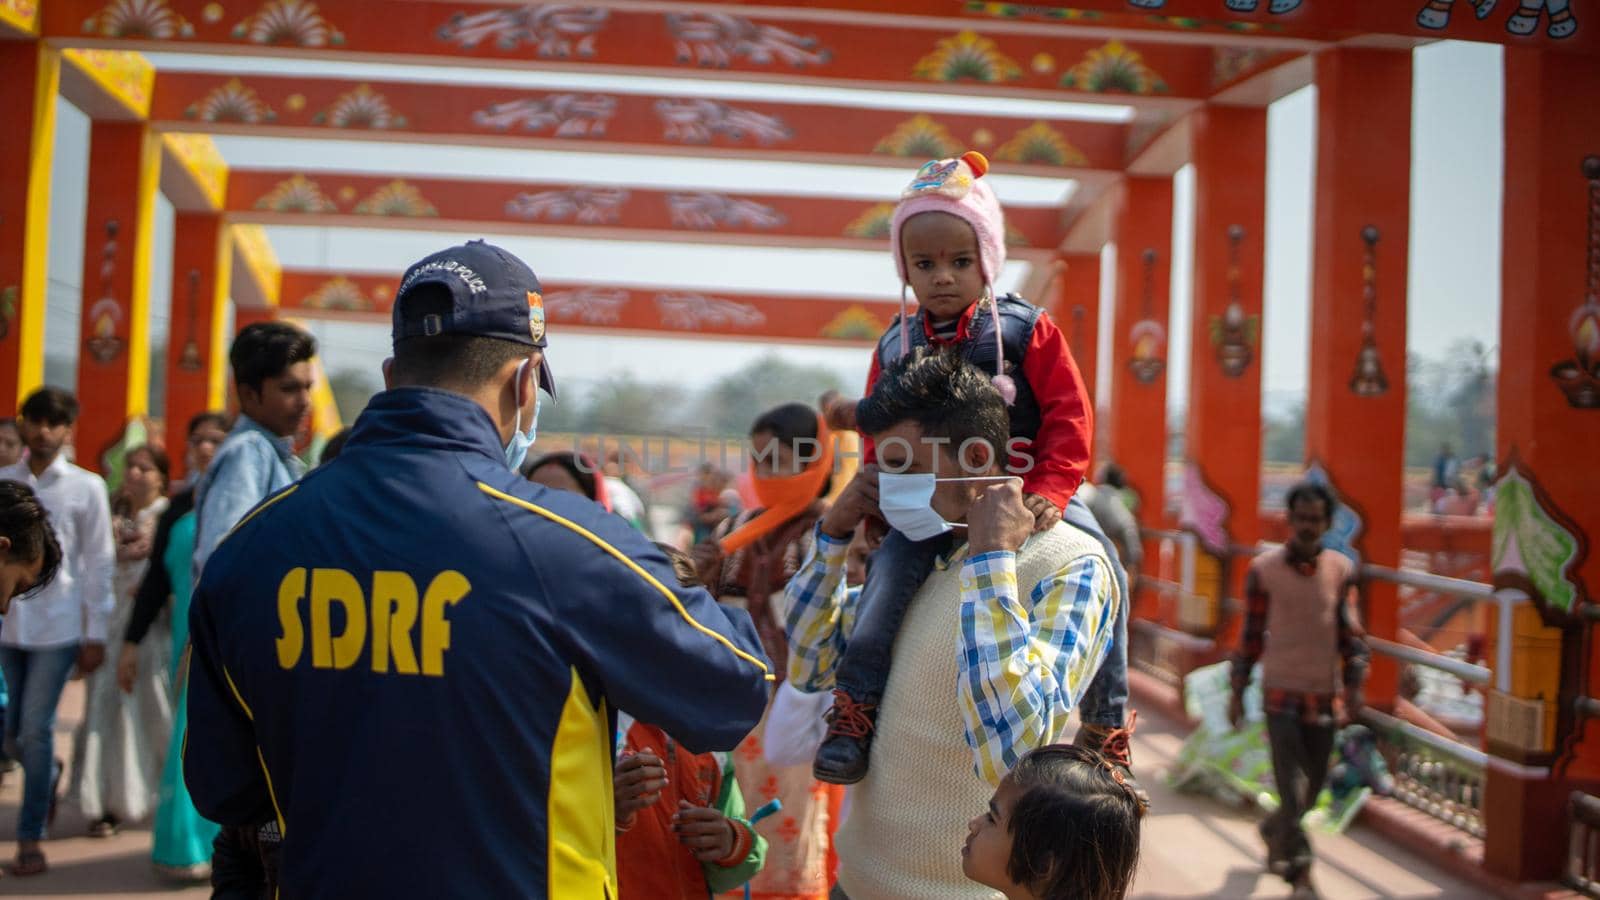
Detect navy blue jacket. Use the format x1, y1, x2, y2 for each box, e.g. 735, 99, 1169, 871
185, 388, 772, 899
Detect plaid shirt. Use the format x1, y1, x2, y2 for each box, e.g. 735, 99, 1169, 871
783, 525, 1118, 786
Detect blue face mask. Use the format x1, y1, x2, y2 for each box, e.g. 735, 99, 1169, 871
503, 360, 541, 472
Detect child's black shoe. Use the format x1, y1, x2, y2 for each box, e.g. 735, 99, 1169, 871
813, 690, 878, 785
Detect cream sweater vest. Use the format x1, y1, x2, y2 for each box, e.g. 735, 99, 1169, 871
836, 522, 1112, 900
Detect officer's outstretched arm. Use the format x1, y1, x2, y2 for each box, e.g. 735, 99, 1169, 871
559, 530, 771, 754
185, 580, 277, 827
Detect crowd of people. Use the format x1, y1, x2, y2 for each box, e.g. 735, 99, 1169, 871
0, 150, 1376, 900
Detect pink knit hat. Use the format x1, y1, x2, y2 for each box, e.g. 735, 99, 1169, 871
888, 150, 1016, 404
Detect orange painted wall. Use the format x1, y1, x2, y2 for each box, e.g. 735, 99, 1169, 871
1108, 177, 1173, 520
0, 43, 49, 415
1188, 105, 1267, 646
1482, 46, 1600, 883
75, 121, 148, 473
165, 213, 226, 483
1303, 49, 1412, 708
1046, 252, 1104, 407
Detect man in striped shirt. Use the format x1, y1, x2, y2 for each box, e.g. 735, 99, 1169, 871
782, 350, 1123, 900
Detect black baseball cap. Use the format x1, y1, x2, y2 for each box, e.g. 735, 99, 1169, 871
392, 240, 556, 400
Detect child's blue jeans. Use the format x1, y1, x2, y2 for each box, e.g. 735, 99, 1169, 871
833, 493, 1130, 729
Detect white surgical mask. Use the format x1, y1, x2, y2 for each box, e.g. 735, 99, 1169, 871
877, 472, 1018, 541
503, 360, 541, 472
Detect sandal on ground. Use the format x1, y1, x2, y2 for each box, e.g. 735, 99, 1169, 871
12, 848, 47, 877
88, 815, 121, 838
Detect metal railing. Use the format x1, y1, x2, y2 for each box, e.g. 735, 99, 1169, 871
1567, 792, 1600, 897
1361, 707, 1487, 839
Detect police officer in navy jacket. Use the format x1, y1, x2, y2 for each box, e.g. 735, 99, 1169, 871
184, 241, 772, 898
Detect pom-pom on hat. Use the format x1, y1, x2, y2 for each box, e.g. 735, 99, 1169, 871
889, 151, 1006, 287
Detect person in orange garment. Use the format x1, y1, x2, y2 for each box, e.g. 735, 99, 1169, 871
613, 545, 768, 899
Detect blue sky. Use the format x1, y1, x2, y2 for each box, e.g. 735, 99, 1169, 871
41, 40, 1503, 422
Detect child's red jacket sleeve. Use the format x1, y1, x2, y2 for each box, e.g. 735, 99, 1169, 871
1015, 311, 1092, 510
860, 351, 882, 465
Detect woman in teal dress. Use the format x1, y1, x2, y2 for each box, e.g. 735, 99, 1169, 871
117, 413, 229, 880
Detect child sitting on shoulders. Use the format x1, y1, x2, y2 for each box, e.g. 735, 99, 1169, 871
815, 150, 1138, 798
612, 544, 767, 899
962, 744, 1144, 900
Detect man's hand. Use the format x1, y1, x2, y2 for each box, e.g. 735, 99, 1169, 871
967, 480, 1033, 555
820, 465, 879, 541
819, 391, 858, 433
691, 540, 724, 589
116, 644, 140, 694
613, 751, 668, 825
673, 802, 737, 863
76, 642, 107, 678
1022, 493, 1062, 533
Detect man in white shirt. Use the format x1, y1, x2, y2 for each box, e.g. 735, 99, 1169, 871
0, 386, 115, 877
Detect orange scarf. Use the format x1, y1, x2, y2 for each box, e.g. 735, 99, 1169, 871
719, 416, 835, 555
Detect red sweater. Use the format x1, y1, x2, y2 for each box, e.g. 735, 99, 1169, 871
862, 303, 1092, 510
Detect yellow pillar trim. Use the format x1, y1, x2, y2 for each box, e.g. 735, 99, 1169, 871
124, 128, 161, 417
0, 0, 39, 36
162, 133, 228, 211
17, 44, 58, 406
206, 226, 233, 410
231, 223, 281, 308
61, 49, 153, 119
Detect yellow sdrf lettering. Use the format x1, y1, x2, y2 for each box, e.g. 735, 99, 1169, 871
421, 571, 469, 677
275, 568, 469, 677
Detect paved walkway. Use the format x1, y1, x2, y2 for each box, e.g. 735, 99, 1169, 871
0, 683, 1491, 898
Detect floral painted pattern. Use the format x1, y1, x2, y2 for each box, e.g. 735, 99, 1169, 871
353, 180, 439, 217
666, 12, 831, 67
82, 0, 193, 39
912, 30, 1022, 83
314, 84, 408, 129
843, 203, 895, 240
233, 0, 344, 47
185, 79, 277, 123
1061, 40, 1169, 94
435, 6, 610, 57
993, 121, 1089, 166
300, 277, 372, 312
820, 305, 886, 341
255, 175, 339, 213
872, 114, 961, 159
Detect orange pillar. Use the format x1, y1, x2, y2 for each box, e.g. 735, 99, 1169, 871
1107, 178, 1173, 522
0, 43, 59, 412
74, 121, 160, 473
1184, 106, 1267, 646
1047, 252, 1104, 405
165, 213, 232, 483
234, 307, 276, 331
1303, 49, 1411, 710
1481, 47, 1600, 884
